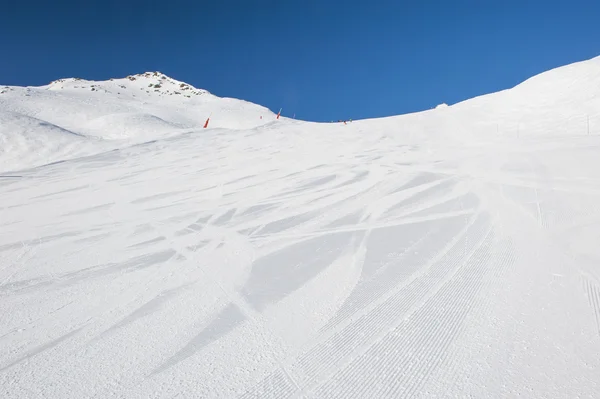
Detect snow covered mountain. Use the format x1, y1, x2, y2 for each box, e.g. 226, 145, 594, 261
0, 71, 275, 172
2, 57, 600, 398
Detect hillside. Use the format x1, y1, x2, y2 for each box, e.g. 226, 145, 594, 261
0, 72, 276, 172
2, 58, 600, 398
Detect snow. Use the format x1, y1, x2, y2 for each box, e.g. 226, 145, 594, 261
2, 58, 600, 398
0, 72, 275, 172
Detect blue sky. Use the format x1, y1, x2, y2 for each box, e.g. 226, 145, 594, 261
3, 1, 600, 122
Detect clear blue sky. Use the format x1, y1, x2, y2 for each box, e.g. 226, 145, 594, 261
3, 1, 600, 122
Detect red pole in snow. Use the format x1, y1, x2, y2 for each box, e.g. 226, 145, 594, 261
276, 108, 282, 119
203, 117, 210, 128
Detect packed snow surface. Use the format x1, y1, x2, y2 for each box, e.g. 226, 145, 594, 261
2, 59, 600, 398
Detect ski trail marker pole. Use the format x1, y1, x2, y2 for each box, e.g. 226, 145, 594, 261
204, 112, 212, 129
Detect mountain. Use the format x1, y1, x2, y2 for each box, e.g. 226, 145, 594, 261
0, 72, 276, 172
3, 57, 600, 172
2, 57, 600, 398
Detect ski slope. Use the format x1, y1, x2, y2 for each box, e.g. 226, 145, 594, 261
2, 58, 600, 398
0, 72, 275, 172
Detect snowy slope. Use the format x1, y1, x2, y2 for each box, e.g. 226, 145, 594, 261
2, 57, 600, 398
0, 72, 275, 172
352, 55, 600, 142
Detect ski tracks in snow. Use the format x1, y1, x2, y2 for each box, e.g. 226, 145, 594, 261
2, 126, 600, 397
